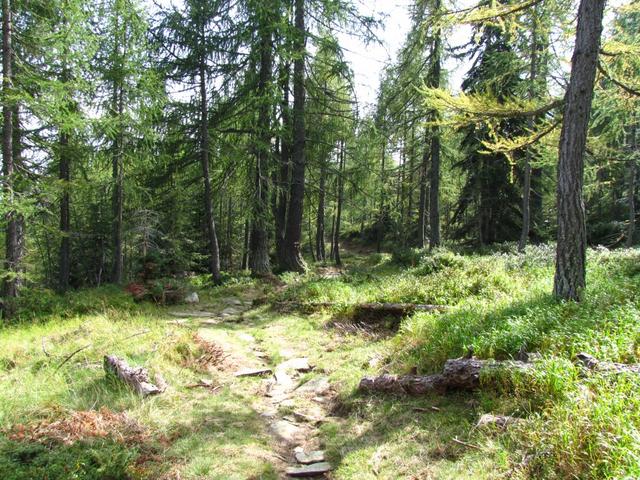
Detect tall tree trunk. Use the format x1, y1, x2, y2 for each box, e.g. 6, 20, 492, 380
111, 84, 124, 283
2, 0, 20, 311
199, 62, 222, 284
250, 9, 274, 277
225, 197, 233, 269
418, 128, 429, 249
111, 14, 125, 284
59, 131, 71, 291
274, 61, 291, 268
627, 124, 637, 248
407, 125, 415, 221
334, 140, 346, 266
519, 13, 540, 252
315, 160, 327, 262
428, 10, 442, 250
553, 0, 606, 301
280, 0, 307, 272
241, 218, 250, 270
377, 140, 386, 253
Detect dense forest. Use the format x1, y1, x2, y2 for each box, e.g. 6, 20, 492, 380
0, 0, 636, 307
1, 0, 640, 479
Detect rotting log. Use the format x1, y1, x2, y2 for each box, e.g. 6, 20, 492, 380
576, 352, 640, 375
359, 358, 532, 395
104, 355, 167, 397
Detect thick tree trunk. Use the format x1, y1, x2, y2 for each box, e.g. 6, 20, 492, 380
199, 63, 222, 284
249, 12, 274, 277
315, 161, 327, 262
553, 0, 606, 301
334, 140, 345, 266
280, 0, 307, 273
59, 131, 71, 291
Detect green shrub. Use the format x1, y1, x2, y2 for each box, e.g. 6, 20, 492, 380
0, 438, 139, 480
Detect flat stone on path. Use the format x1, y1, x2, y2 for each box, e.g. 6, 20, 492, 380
270, 419, 304, 443
286, 462, 332, 477
275, 370, 296, 388
280, 349, 297, 359
221, 307, 242, 317
294, 450, 326, 465
234, 367, 272, 377
222, 297, 244, 306
296, 376, 330, 395
276, 357, 312, 373
199, 319, 221, 326
237, 332, 256, 343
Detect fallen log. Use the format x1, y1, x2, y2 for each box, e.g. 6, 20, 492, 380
103, 355, 167, 397
359, 358, 532, 395
576, 352, 640, 375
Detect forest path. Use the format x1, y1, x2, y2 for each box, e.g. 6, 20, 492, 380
164, 286, 349, 478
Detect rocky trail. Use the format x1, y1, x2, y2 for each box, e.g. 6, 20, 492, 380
166, 290, 340, 478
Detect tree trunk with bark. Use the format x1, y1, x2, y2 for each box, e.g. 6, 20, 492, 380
241, 218, 250, 270
199, 62, 222, 284
249, 9, 274, 277
519, 12, 540, 252
377, 141, 386, 253
334, 140, 345, 266
274, 61, 291, 267
280, 0, 307, 273
418, 129, 429, 249
428, 16, 442, 249
111, 15, 125, 284
553, 0, 606, 301
59, 131, 71, 291
627, 124, 637, 248
315, 160, 327, 262
2, 0, 21, 311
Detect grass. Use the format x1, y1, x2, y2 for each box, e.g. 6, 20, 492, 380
1, 244, 639, 478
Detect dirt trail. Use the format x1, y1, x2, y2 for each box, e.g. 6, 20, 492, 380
166, 289, 337, 478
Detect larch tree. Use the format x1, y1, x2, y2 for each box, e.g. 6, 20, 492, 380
553, 0, 607, 301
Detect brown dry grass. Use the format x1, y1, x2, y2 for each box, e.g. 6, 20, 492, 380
6, 407, 147, 446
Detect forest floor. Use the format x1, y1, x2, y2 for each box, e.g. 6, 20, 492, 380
1, 245, 640, 479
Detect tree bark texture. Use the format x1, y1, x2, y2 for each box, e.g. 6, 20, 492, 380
553, 0, 606, 301
2, 0, 21, 309
281, 0, 307, 273
249, 8, 274, 277
199, 62, 222, 284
